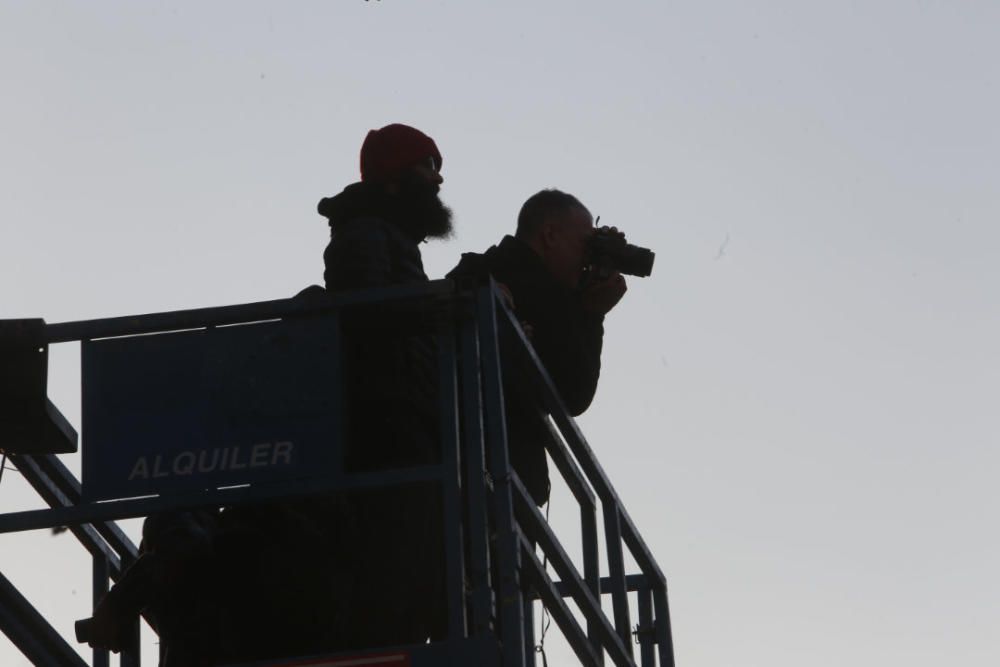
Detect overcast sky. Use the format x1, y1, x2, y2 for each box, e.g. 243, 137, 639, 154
2, 2, 998, 666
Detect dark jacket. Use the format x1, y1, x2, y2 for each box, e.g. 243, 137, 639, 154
318, 180, 446, 644
321, 182, 430, 291
448, 235, 605, 504
320, 181, 439, 471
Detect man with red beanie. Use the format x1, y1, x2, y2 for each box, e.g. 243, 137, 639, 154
214, 123, 454, 659
358, 123, 444, 186
316, 122, 451, 474
315, 123, 451, 649
206, 124, 453, 661
318, 122, 451, 290
79, 125, 454, 665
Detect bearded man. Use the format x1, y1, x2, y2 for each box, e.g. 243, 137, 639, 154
80, 125, 456, 665
313, 123, 451, 647
319, 123, 451, 291
317, 123, 450, 469
216, 125, 455, 660
217, 125, 455, 660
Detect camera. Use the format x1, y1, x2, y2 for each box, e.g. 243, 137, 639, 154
587, 228, 655, 278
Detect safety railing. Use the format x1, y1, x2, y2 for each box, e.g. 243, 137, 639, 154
0, 279, 673, 666
481, 285, 675, 667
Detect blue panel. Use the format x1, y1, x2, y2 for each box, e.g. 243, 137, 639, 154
81, 315, 342, 501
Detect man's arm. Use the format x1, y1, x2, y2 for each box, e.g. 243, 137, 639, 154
530, 273, 626, 415
448, 253, 619, 415
523, 293, 604, 416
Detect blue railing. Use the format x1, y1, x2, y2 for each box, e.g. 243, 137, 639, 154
0, 279, 674, 666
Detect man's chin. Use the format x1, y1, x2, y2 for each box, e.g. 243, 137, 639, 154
424, 205, 454, 240
390, 183, 454, 240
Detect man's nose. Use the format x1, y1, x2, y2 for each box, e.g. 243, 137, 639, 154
431, 170, 444, 186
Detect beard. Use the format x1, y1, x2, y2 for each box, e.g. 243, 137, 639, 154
388, 174, 454, 241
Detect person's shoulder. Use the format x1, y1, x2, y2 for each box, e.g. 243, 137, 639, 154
450, 235, 513, 266
447, 250, 489, 279
291, 284, 332, 304
451, 236, 544, 286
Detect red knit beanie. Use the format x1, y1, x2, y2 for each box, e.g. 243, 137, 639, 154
359, 124, 442, 183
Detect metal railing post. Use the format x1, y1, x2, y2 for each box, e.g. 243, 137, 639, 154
477, 285, 525, 667
636, 585, 655, 667
457, 292, 494, 637
603, 505, 634, 659
92, 555, 110, 667
522, 588, 536, 667
438, 324, 468, 641
117, 551, 141, 667
581, 502, 603, 664
653, 587, 675, 667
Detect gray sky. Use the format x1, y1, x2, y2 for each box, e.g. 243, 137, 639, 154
2, 2, 998, 665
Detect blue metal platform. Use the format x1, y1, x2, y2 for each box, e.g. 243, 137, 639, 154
0, 280, 674, 666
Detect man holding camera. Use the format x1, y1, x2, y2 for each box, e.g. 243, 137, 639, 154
448, 189, 628, 506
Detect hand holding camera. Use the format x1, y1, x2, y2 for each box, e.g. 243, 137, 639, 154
585, 223, 655, 279
579, 223, 652, 314
581, 269, 627, 315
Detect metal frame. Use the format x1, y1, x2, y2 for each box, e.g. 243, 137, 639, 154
490, 294, 676, 666
0, 279, 674, 666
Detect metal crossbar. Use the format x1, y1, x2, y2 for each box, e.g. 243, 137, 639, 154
0, 280, 674, 666
0, 571, 88, 667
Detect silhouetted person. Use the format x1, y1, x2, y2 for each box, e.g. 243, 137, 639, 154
81, 125, 453, 665
318, 123, 451, 647
219, 124, 454, 659
319, 123, 450, 467
448, 189, 627, 505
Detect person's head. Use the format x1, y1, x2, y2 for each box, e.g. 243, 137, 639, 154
359, 123, 451, 239
360, 123, 443, 190
516, 189, 594, 287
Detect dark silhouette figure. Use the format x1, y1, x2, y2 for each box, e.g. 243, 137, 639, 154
448, 189, 627, 505
314, 122, 452, 648
218, 123, 453, 659
79, 124, 453, 665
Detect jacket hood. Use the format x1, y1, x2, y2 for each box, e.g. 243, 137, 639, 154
316, 181, 385, 227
